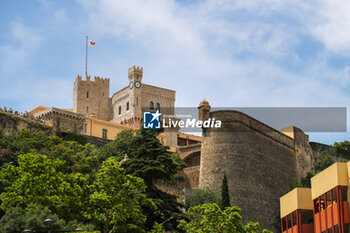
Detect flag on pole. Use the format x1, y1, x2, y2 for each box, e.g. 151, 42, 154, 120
85, 36, 95, 78
88, 40, 96, 47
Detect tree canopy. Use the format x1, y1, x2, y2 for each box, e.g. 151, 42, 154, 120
0, 129, 275, 232
0, 153, 88, 221
98, 129, 186, 231
178, 203, 272, 233
185, 189, 220, 210
85, 157, 154, 233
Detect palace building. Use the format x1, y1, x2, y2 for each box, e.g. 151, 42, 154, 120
280, 162, 350, 233
26, 65, 319, 232
73, 66, 175, 127
72, 65, 178, 147
29, 65, 202, 191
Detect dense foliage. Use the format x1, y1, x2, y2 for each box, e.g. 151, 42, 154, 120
185, 189, 220, 210
98, 129, 186, 231
178, 203, 272, 233
334, 140, 350, 151
291, 151, 340, 189
85, 157, 153, 233
0, 130, 155, 232
0, 129, 272, 232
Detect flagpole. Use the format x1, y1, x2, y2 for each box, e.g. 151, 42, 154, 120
85, 36, 88, 78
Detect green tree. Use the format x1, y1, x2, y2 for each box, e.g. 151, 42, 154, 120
221, 174, 231, 209
314, 152, 334, 172
47, 140, 99, 177
290, 177, 302, 189
97, 130, 134, 162
291, 151, 335, 190
56, 131, 88, 145
98, 129, 186, 231
0, 130, 99, 179
148, 222, 164, 233
300, 171, 316, 188
178, 203, 272, 233
334, 140, 350, 151
185, 189, 220, 210
0, 205, 95, 233
0, 153, 89, 222
0, 205, 25, 233
0, 130, 50, 166
85, 157, 154, 233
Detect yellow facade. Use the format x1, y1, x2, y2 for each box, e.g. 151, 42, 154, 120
84, 116, 135, 140
280, 187, 313, 217
310, 162, 349, 199
280, 126, 295, 139
84, 116, 177, 152
28, 106, 194, 153
280, 161, 350, 218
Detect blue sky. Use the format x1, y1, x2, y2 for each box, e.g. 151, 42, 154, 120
1, 0, 350, 144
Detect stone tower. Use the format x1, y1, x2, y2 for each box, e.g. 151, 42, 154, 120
198, 99, 211, 121
110, 66, 144, 127
128, 65, 143, 123
128, 65, 143, 83
73, 75, 111, 121
198, 100, 310, 232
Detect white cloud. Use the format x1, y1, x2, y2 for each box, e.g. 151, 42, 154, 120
306, 0, 350, 55
85, 0, 205, 54
1, 0, 348, 143
76, 0, 350, 107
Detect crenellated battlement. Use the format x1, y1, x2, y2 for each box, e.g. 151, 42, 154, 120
128, 65, 143, 83
128, 65, 143, 75
74, 75, 110, 84
74, 75, 83, 84
94, 76, 110, 83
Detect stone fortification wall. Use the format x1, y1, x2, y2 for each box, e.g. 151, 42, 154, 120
34, 108, 85, 135
281, 126, 313, 178
0, 111, 52, 135
199, 110, 298, 232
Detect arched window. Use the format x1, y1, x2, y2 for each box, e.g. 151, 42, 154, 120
118, 106, 121, 115
86, 91, 89, 98
126, 102, 129, 111
150, 101, 154, 110
86, 106, 89, 114
156, 103, 160, 110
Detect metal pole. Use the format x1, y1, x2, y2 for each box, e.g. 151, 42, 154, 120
85, 36, 88, 78
0, 161, 13, 169
44, 219, 55, 233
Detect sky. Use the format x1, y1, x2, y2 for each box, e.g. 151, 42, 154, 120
1, 0, 350, 144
